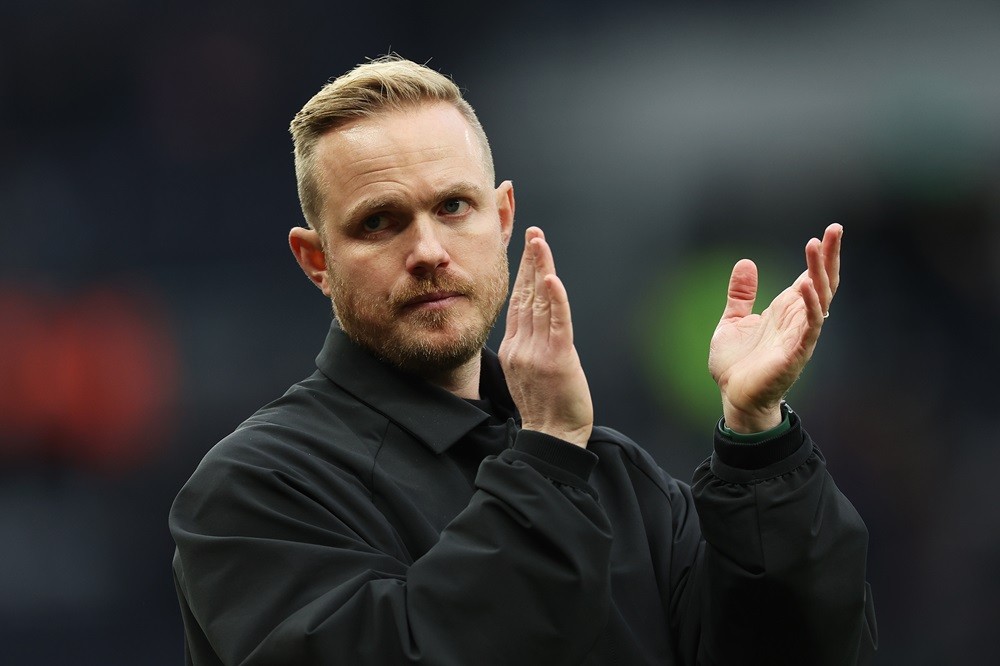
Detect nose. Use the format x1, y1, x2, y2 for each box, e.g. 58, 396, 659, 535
405, 216, 450, 277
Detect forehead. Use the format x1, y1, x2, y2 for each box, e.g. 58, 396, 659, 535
314, 103, 489, 220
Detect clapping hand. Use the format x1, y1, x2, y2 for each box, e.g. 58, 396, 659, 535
709, 224, 843, 433
500, 227, 593, 448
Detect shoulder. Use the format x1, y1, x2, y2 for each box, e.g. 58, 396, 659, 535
213, 373, 383, 468
170, 372, 388, 527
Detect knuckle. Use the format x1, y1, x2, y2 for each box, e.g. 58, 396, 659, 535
531, 300, 549, 314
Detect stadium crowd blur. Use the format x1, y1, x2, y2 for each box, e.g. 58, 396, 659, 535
2, 1, 997, 663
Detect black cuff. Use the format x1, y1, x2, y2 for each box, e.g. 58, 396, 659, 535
714, 406, 806, 470
503, 430, 599, 496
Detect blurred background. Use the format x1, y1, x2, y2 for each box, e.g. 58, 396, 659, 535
2, 0, 998, 663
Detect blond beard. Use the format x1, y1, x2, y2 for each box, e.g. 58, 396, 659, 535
328, 247, 509, 377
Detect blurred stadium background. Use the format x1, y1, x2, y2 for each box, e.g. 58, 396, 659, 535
2, 0, 998, 663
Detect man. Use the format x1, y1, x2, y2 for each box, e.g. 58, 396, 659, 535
170, 56, 877, 665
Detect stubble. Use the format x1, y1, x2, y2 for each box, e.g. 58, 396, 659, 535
328, 247, 509, 377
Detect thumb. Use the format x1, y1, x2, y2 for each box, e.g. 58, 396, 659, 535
721, 259, 758, 320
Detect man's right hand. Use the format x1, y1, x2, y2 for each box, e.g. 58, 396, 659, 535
499, 227, 593, 448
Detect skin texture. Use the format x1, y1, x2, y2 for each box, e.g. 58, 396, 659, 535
290, 100, 843, 443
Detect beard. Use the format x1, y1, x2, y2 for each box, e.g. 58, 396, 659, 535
328, 247, 509, 378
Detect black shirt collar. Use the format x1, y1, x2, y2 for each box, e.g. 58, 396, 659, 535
315, 321, 518, 454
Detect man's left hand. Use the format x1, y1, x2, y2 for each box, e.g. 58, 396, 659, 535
708, 223, 843, 434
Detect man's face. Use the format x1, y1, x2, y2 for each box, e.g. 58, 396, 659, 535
311, 102, 514, 376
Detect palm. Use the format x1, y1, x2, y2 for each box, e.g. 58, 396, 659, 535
709, 225, 842, 431
710, 284, 814, 410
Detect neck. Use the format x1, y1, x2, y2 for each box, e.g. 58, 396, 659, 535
423, 353, 482, 399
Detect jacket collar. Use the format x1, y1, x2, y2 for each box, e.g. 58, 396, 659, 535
315, 321, 518, 454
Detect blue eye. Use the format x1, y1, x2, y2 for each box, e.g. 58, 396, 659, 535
362, 215, 389, 233
440, 199, 470, 216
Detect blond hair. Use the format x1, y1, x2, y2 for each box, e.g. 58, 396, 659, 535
289, 55, 494, 231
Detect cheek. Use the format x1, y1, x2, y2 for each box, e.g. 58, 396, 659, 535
329, 252, 393, 285
466, 235, 507, 268
456, 220, 504, 253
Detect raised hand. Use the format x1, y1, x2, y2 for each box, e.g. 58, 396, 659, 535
499, 227, 593, 448
708, 223, 843, 433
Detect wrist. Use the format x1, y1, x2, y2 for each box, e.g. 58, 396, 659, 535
721, 399, 782, 435
520, 422, 592, 448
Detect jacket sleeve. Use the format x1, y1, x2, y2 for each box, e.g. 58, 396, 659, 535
675, 407, 878, 665
169, 429, 612, 666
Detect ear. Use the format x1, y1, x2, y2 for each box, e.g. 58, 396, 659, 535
288, 227, 331, 296
495, 180, 515, 246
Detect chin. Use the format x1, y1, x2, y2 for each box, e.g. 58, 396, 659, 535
340, 314, 488, 377
405, 320, 487, 354
387, 336, 482, 377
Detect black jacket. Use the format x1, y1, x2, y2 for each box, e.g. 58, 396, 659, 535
170, 323, 877, 665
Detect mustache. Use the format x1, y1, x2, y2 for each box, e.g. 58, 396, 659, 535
390, 273, 473, 310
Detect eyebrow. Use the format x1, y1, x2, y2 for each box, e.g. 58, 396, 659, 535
342, 194, 406, 226
342, 181, 488, 225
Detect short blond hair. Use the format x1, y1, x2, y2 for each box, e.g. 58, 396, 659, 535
289, 55, 494, 231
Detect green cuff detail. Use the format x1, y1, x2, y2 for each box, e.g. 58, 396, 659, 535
720, 408, 791, 444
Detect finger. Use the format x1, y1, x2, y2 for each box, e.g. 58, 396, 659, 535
799, 277, 825, 342
505, 227, 543, 339
503, 241, 530, 339
792, 278, 825, 367
530, 235, 558, 342
544, 273, 575, 348
805, 237, 832, 315
531, 235, 576, 349
720, 259, 758, 321
822, 223, 842, 297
